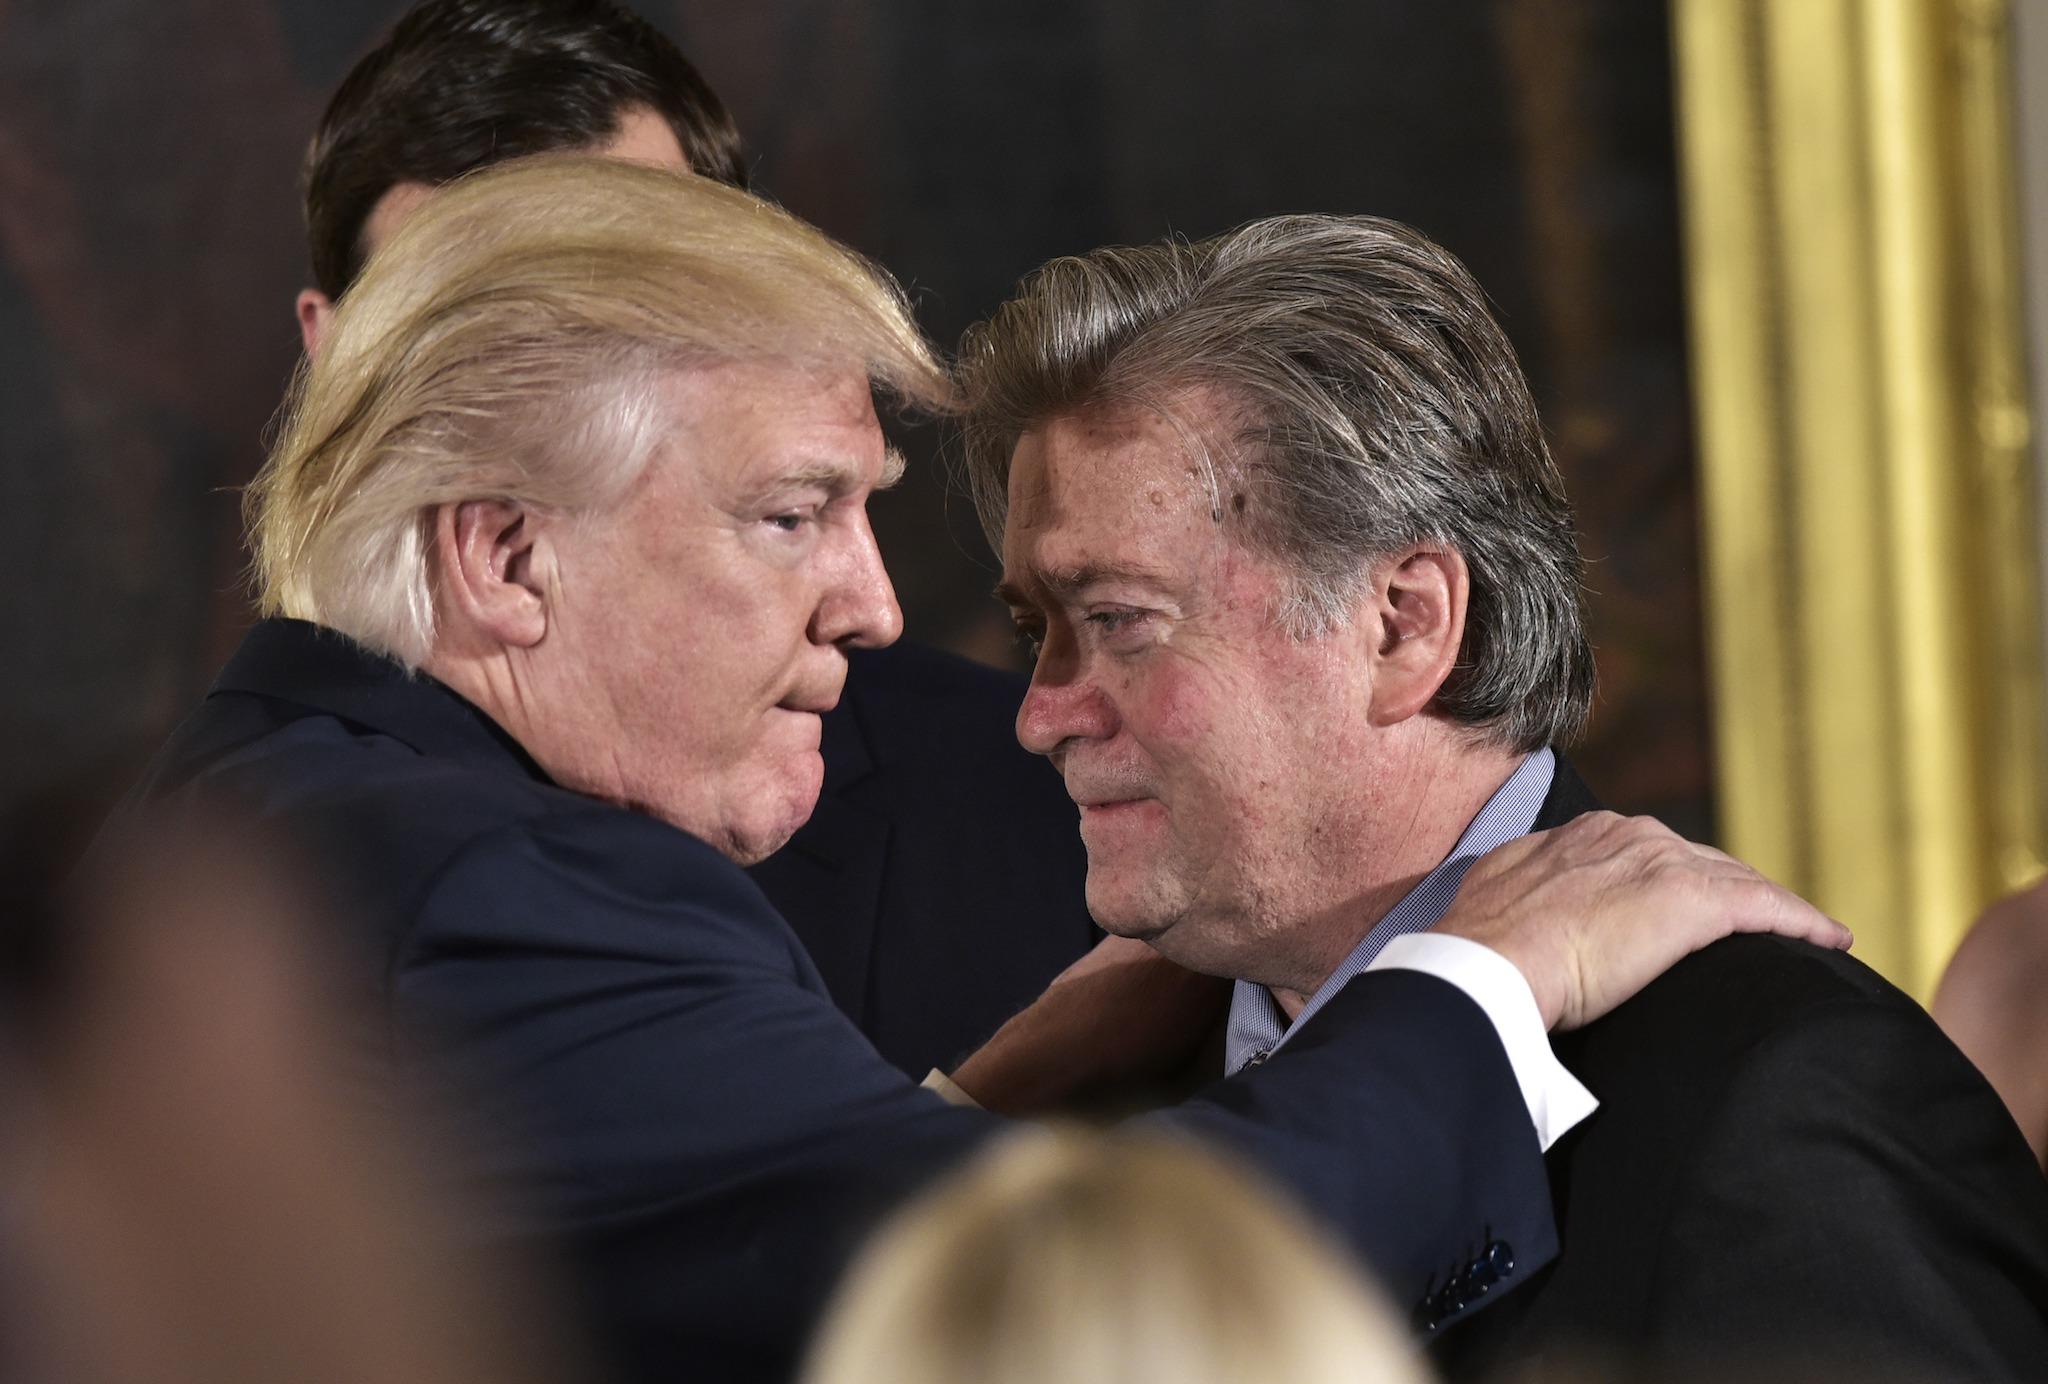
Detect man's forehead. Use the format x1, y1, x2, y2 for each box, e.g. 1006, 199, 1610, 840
660, 358, 892, 493
999, 407, 1230, 598
604, 106, 690, 173
1003, 405, 1220, 536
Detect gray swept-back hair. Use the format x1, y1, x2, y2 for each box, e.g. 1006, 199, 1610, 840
957, 214, 1592, 751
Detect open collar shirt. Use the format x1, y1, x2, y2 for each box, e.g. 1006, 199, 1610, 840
1222, 748, 1597, 1149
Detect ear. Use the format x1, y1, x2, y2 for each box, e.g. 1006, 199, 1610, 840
432, 500, 550, 650
295, 289, 335, 359
1365, 545, 1469, 726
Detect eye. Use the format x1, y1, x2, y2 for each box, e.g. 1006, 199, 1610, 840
1011, 621, 1045, 659
764, 508, 817, 534
1085, 610, 1142, 632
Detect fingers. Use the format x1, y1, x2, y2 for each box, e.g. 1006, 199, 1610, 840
1452, 810, 1851, 1032
1721, 879, 1853, 950
1654, 838, 1853, 952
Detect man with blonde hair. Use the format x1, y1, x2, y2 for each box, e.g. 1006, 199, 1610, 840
132, 159, 1843, 1382
289, 0, 1103, 1081
964, 213, 2048, 1378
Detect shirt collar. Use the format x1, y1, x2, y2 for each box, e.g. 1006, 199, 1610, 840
1223, 747, 1556, 1075
211, 617, 552, 785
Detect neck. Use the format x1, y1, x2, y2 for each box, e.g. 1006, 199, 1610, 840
1269, 734, 1528, 1018
424, 644, 587, 789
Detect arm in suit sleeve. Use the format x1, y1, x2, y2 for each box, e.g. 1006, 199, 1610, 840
392, 809, 1555, 1378
1648, 998, 2048, 1379
1151, 967, 1559, 1325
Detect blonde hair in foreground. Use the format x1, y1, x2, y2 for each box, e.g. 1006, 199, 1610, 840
247, 153, 954, 667
802, 1129, 1430, 1384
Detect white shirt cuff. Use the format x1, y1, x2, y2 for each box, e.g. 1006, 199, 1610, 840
1366, 932, 1597, 1150
921, 1067, 981, 1109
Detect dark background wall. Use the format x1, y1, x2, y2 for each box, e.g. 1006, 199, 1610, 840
1, 0, 1713, 841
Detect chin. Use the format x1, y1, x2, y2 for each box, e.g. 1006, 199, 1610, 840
1089, 878, 1251, 977
1085, 881, 1176, 945
642, 753, 824, 866
724, 831, 791, 868
728, 758, 826, 865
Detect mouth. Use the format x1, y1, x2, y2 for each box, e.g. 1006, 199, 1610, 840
1075, 796, 1157, 817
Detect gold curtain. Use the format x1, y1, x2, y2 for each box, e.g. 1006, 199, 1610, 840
1671, 0, 2044, 999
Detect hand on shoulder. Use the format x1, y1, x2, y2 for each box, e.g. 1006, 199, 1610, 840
1438, 812, 1851, 1031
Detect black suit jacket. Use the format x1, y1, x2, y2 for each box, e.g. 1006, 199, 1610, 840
747, 642, 1096, 1077
127, 620, 1558, 1384
1433, 758, 2048, 1382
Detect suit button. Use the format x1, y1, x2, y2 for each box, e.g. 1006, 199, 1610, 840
1485, 1240, 1515, 1278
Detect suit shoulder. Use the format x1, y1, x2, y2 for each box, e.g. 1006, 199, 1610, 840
409, 803, 808, 971
219, 720, 591, 873
1560, 935, 1945, 1094
157, 700, 802, 971
1625, 933, 1907, 1024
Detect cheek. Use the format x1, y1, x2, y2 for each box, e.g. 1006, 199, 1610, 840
1122, 663, 1215, 756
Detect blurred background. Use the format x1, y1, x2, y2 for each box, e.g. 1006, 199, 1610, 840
4, 0, 2045, 998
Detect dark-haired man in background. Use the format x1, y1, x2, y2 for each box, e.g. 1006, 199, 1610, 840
290, 0, 1105, 1082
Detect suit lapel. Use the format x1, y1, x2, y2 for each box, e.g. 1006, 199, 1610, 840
746, 694, 887, 1028
1531, 752, 1603, 830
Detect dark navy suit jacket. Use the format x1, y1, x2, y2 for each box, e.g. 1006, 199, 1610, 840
1433, 759, 2048, 1382
747, 642, 1097, 1077
131, 620, 1556, 1384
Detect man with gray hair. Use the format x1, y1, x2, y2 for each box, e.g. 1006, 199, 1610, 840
123, 156, 1848, 1383
965, 213, 2048, 1378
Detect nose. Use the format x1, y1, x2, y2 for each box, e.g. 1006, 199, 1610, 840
813, 511, 903, 649
1015, 649, 1119, 757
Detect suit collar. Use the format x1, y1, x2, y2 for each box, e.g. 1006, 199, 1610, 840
741, 664, 892, 1027
1531, 751, 1602, 831
213, 618, 552, 785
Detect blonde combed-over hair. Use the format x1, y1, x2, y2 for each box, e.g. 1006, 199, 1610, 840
803, 1129, 1430, 1384
248, 153, 955, 667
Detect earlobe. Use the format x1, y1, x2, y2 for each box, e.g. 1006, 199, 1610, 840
295, 289, 335, 359
1367, 546, 1470, 726
435, 500, 550, 649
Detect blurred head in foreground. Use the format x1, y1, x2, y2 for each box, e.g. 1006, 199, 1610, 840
4, 822, 576, 1384
247, 155, 954, 863
802, 1129, 1428, 1384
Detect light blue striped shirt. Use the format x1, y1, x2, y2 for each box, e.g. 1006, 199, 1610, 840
1223, 748, 1557, 1076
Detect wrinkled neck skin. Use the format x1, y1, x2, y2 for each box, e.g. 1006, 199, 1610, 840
424, 607, 637, 813
1266, 721, 1523, 1020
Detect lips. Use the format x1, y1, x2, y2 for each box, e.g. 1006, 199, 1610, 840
1067, 775, 1155, 811
778, 667, 846, 717
778, 696, 838, 715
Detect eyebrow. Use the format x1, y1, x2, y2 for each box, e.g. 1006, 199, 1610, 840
993, 561, 1176, 607
744, 447, 907, 506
